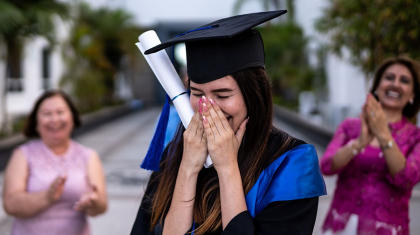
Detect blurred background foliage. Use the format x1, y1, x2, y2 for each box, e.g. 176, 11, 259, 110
235, 0, 323, 108
259, 22, 318, 108
0, 0, 69, 69
60, 2, 143, 113
316, 0, 420, 79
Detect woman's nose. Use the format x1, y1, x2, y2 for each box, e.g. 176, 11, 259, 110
393, 76, 404, 86
205, 95, 215, 101
50, 113, 60, 122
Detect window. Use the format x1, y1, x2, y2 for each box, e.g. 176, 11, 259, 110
6, 43, 23, 92
42, 47, 51, 90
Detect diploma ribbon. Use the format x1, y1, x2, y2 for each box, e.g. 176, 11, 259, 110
171, 91, 188, 102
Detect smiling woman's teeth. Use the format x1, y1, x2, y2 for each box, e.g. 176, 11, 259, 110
386, 91, 400, 98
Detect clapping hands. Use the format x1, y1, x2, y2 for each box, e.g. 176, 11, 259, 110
357, 94, 391, 148
74, 183, 100, 212
46, 173, 67, 203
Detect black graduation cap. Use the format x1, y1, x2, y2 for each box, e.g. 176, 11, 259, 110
145, 10, 287, 84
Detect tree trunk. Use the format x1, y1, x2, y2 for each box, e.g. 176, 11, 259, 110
0, 41, 7, 133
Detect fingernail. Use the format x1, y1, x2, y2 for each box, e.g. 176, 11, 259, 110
199, 99, 202, 105
199, 107, 202, 114
203, 103, 207, 111
202, 96, 207, 102
203, 116, 207, 123
209, 99, 215, 105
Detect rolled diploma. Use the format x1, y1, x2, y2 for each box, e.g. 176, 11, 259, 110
136, 30, 213, 168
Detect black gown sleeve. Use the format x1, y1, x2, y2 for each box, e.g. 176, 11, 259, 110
130, 170, 162, 235
222, 197, 319, 235
131, 142, 176, 235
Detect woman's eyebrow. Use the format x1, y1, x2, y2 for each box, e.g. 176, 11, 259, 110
400, 75, 412, 81
189, 86, 202, 92
190, 87, 234, 93
211, 88, 234, 93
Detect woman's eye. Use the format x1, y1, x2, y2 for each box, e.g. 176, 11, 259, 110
400, 77, 411, 84
192, 93, 203, 97
385, 75, 394, 81
217, 95, 229, 99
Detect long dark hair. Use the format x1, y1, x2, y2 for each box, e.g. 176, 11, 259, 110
150, 67, 292, 234
370, 56, 420, 123
23, 90, 82, 138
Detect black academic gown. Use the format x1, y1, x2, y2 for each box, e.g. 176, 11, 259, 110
131, 129, 320, 235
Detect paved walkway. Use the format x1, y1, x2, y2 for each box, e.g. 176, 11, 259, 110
0, 107, 419, 234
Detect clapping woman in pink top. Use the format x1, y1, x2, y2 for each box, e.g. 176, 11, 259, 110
3, 90, 107, 235
320, 56, 420, 235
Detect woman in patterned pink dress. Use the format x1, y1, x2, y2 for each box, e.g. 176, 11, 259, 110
3, 90, 108, 235
320, 56, 420, 235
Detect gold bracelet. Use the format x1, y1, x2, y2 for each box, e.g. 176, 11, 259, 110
347, 140, 359, 156
381, 139, 394, 150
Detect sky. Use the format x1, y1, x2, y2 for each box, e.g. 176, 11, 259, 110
85, 0, 267, 65
86, 0, 265, 27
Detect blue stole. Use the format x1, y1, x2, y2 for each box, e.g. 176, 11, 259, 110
245, 144, 327, 218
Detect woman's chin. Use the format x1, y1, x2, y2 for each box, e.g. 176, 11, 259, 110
380, 101, 406, 111
43, 133, 70, 144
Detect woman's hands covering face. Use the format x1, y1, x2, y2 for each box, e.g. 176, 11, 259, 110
181, 105, 208, 174
200, 96, 248, 172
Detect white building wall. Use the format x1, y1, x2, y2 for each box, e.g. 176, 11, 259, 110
294, 0, 326, 40
326, 54, 366, 107
51, 19, 71, 90
7, 37, 47, 116
5, 18, 70, 118
294, 0, 367, 127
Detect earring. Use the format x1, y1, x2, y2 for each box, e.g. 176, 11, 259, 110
410, 99, 414, 105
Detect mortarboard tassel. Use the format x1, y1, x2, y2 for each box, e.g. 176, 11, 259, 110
141, 94, 171, 171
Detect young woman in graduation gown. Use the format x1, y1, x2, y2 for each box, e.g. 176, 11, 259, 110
131, 10, 326, 235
